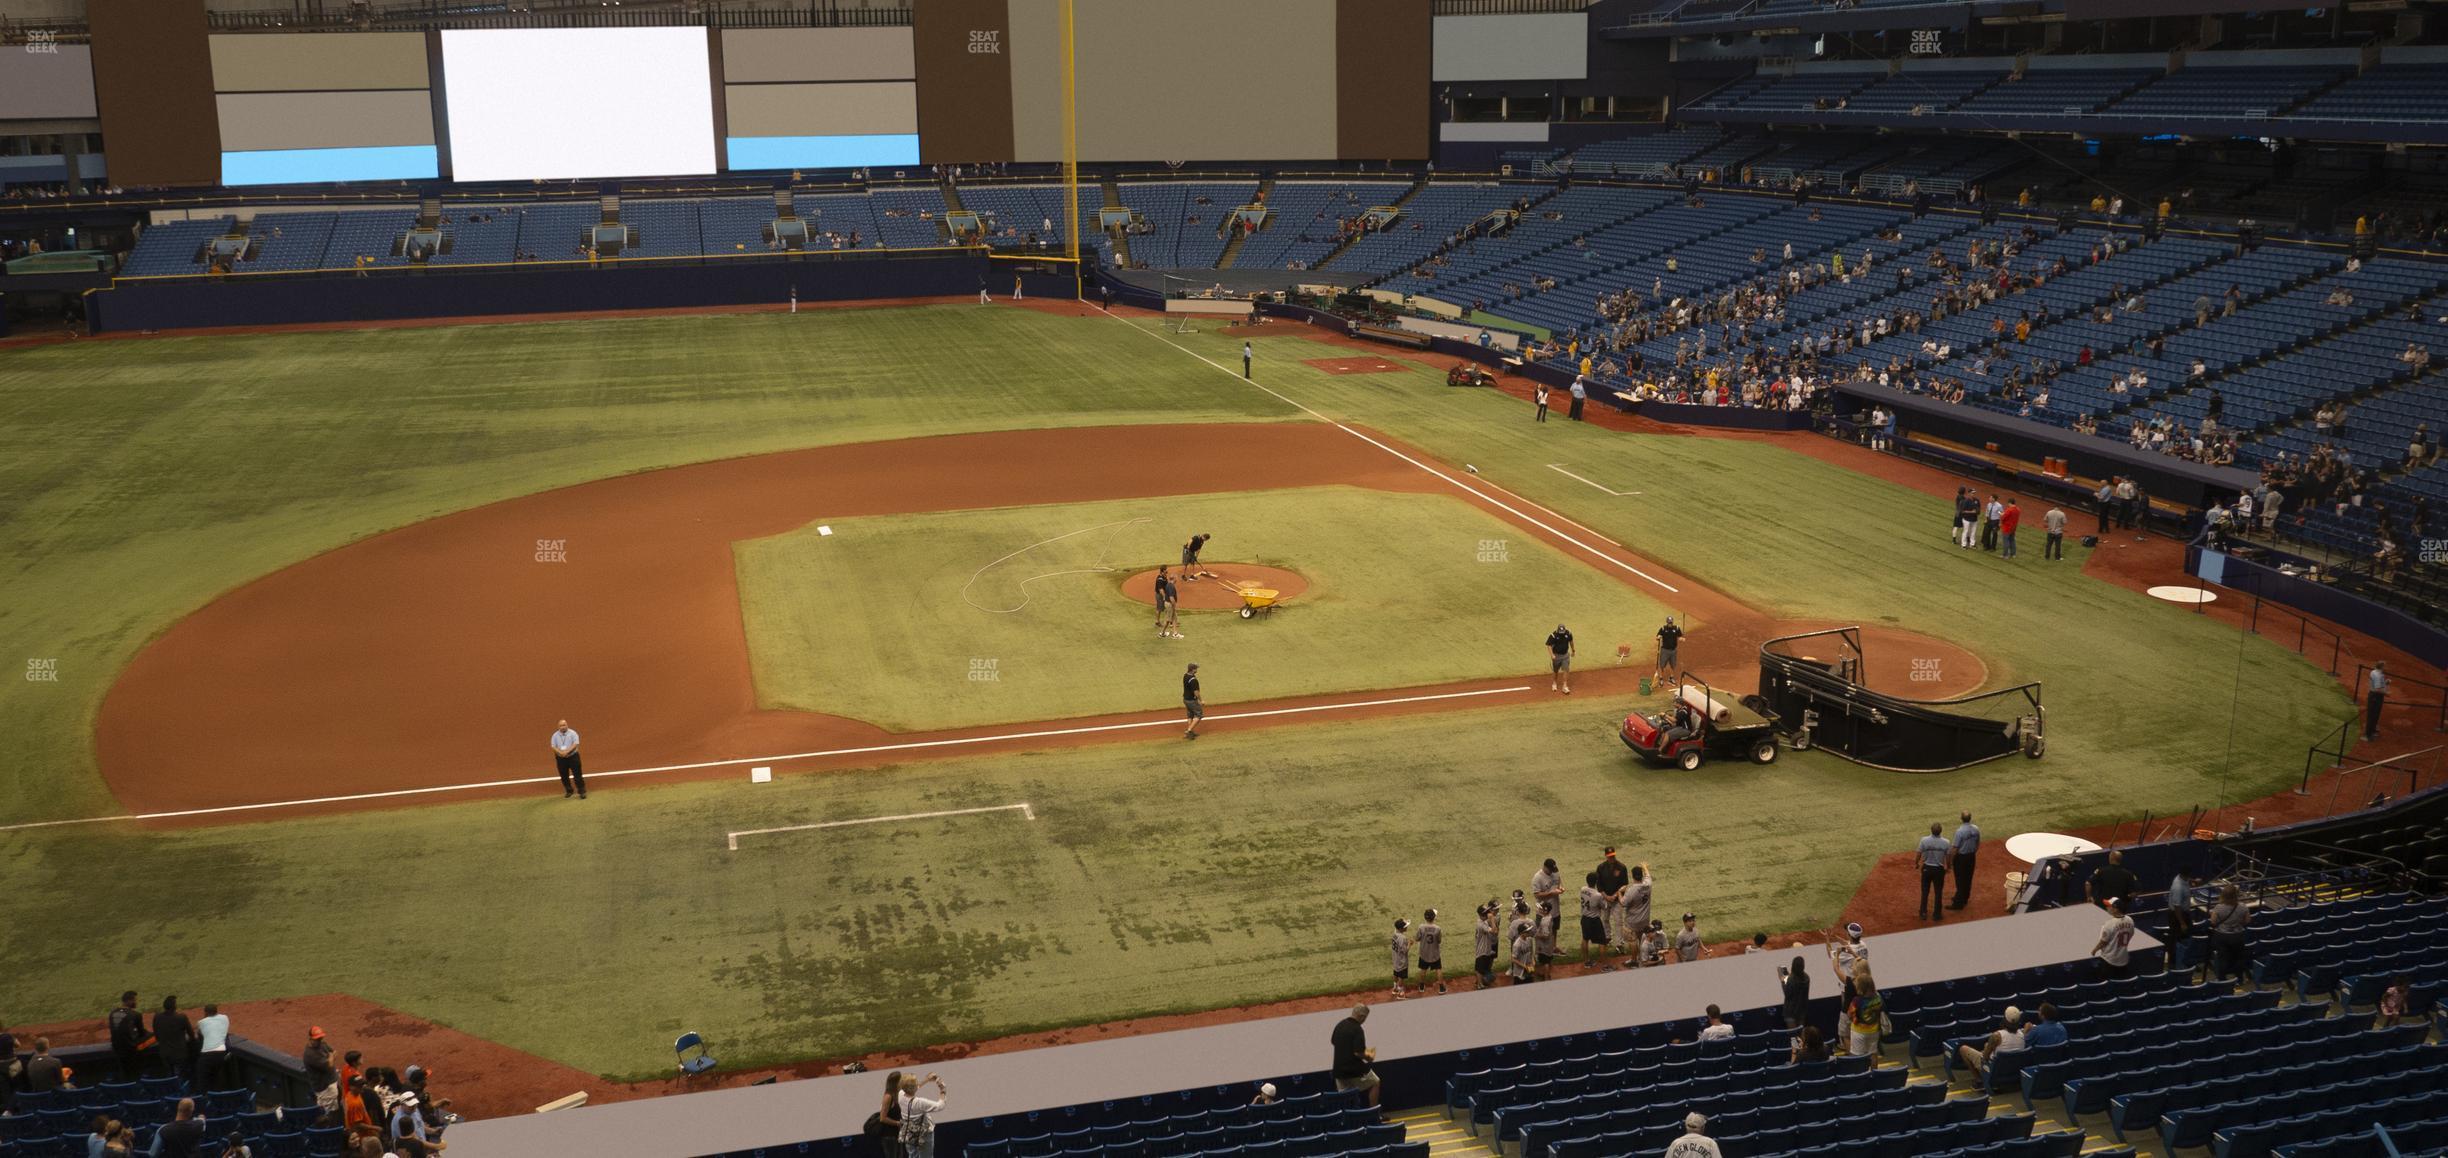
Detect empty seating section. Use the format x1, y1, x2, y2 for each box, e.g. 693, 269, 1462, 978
1870, 143, 2025, 188
1844, 70, 2007, 114
1117, 181, 1257, 269
323, 208, 417, 268
620, 200, 704, 259
428, 207, 519, 265
1234, 181, 1408, 271
2139, 266, 2441, 438
700, 198, 777, 253
1696, 72, 1878, 112
504, 203, 597, 263
798, 193, 883, 247
1952, 69, 2159, 116
2098, 65, 2350, 119
1562, 125, 1724, 174
1751, 137, 1902, 180
121, 218, 233, 276
866, 186, 947, 249
2292, 63, 2448, 124
1324, 183, 1517, 277
241, 213, 338, 272
939, 1089, 1414, 1158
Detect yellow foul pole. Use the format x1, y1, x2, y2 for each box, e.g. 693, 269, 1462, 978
1061, 0, 1081, 297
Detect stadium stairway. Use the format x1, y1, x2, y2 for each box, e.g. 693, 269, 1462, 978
1390, 1106, 1495, 1158
1216, 176, 1273, 269
1314, 172, 1432, 272
1100, 177, 1132, 267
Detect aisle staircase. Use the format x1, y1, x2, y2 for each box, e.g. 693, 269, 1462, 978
1391, 1106, 1496, 1158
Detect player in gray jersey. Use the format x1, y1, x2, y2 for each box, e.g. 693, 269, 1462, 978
1618, 865, 1654, 964
1472, 903, 1501, 989
1415, 909, 1446, 994
1579, 875, 1613, 969
1675, 912, 1707, 963
1389, 918, 1412, 999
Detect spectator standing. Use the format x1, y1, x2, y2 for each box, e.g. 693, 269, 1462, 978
2044, 505, 2067, 560
1844, 968, 1883, 1058
1674, 912, 1706, 963
1329, 1006, 1380, 1107
898, 1074, 947, 1158
1568, 376, 1587, 421
2208, 885, 2251, 984
1999, 499, 2021, 560
1948, 812, 1981, 912
1778, 956, 1811, 1029
302, 1027, 336, 1101
2365, 662, 2389, 740
107, 991, 149, 1080
194, 1004, 230, 1092
2088, 851, 2137, 909
1981, 494, 2003, 552
155, 998, 196, 1091
153, 1099, 207, 1158
550, 719, 585, 800
1534, 381, 1550, 422
1664, 1112, 1723, 1158
1916, 822, 1952, 922
2092, 899, 2138, 980
870, 1070, 905, 1157
2095, 480, 2114, 536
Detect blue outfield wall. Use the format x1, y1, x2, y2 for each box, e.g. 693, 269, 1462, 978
88, 251, 993, 333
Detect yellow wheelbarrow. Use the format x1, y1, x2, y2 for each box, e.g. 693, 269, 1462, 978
1233, 585, 1282, 619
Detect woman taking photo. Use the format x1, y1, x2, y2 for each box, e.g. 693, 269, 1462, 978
898, 1072, 947, 1158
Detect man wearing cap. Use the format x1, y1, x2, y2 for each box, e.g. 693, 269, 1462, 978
1545, 624, 1576, 694
1249, 1083, 1278, 1106
1655, 616, 1686, 684
1663, 1111, 1723, 1157
550, 719, 585, 800
303, 1026, 337, 1096
1593, 848, 1630, 947
1674, 912, 1706, 963
391, 1091, 442, 1157
1948, 811, 1981, 912
2092, 897, 2138, 980
1954, 1006, 2028, 1088
1915, 822, 1952, 922
1329, 1005, 1380, 1107
1182, 664, 1203, 740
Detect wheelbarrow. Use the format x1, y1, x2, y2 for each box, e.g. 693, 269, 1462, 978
1233, 585, 1282, 619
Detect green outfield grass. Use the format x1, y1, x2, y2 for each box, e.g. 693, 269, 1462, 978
735, 487, 1670, 729
0, 301, 2356, 1078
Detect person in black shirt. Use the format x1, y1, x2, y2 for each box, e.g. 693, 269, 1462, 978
1778, 955, 1811, 1029
1594, 848, 1630, 948
1546, 624, 1576, 694
1182, 533, 1212, 580
1182, 664, 1203, 740
1329, 1004, 1379, 1107
156, 997, 196, 1091
1655, 617, 1686, 684
108, 990, 149, 1080
2088, 849, 2137, 909
154, 1098, 206, 1158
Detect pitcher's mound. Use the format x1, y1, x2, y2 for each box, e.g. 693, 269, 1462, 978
1121, 564, 1311, 611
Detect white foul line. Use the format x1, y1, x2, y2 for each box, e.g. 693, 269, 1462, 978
1546, 464, 1643, 497
727, 802, 1034, 851
1114, 317, 1677, 595
0, 686, 1534, 834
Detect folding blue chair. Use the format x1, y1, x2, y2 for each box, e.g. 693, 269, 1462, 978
675, 1032, 718, 1077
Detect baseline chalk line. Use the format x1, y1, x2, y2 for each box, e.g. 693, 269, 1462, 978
1546, 464, 1643, 496
727, 802, 1035, 851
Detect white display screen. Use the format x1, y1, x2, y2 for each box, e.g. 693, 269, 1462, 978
441, 28, 716, 182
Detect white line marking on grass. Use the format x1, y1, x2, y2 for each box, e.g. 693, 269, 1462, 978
1546, 464, 1643, 496
1112, 318, 1678, 595
0, 686, 1534, 833
726, 802, 1034, 851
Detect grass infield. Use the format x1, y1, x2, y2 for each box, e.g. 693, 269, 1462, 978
734, 487, 1670, 730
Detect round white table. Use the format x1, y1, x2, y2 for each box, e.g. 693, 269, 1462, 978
2005, 832, 2103, 863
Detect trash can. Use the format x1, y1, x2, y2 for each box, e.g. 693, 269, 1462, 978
1639, 676, 1653, 696
2002, 871, 2028, 912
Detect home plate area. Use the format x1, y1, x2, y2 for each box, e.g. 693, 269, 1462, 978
1303, 356, 1408, 374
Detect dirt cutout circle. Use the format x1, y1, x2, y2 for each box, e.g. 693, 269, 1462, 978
1119, 564, 1311, 611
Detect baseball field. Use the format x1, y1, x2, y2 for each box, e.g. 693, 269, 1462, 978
0, 299, 2349, 1081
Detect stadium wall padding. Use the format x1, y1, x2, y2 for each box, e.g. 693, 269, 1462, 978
87, 0, 222, 188
89, 254, 988, 333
